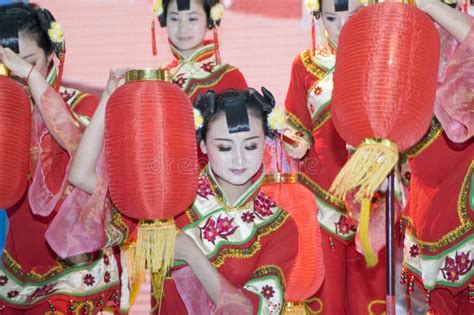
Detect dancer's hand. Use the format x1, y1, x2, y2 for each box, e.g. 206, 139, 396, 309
174, 232, 199, 262
0, 46, 35, 79
103, 68, 129, 98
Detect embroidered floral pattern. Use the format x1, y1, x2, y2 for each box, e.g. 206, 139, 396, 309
197, 176, 214, 199
313, 86, 323, 96
200, 215, 239, 244
0, 275, 8, 286
201, 61, 215, 73
103, 254, 109, 266
241, 211, 256, 223
335, 215, 356, 236
261, 285, 275, 300
84, 274, 96, 287
26, 284, 57, 303
254, 193, 276, 219
409, 244, 419, 258
104, 271, 111, 284
309, 103, 315, 114
440, 251, 473, 283
173, 73, 187, 88
7, 290, 19, 299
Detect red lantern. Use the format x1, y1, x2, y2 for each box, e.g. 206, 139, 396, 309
329, 3, 439, 266
105, 69, 198, 294
262, 141, 324, 312
0, 67, 31, 208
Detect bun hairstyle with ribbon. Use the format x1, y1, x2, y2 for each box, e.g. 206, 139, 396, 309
0, 3, 64, 59
157, 0, 223, 30
193, 88, 277, 143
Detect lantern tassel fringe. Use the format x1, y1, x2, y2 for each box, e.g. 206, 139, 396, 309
136, 219, 176, 307
329, 139, 398, 202
121, 241, 145, 306
360, 198, 378, 267
329, 139, 398, 267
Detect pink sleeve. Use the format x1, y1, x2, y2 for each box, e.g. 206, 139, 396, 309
45, 147, 109, 258
172, 266, 253, 315
434, 19, 474, 143
29, 87, 97, 217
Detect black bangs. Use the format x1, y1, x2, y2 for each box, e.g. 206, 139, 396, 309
0, 16, 19, 53
177, 0, 191, 11
223, 97, 250, 134
334, 0, 349, 12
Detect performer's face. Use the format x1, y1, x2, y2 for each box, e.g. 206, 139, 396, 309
18, 32, 50, 78
321, 0, 360, 45
166, 0, 208, 55
200, 110, 265, 189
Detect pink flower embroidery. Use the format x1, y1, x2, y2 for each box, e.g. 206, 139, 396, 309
84, 274, 96, 287
0, 275, 8, 286
200, 215, 239, 244
103, 254, 109, 266
409, 244, 419, 258
241, 211, 256, 224
313, 86, 323, 96
201, 62, 215, 73
173, 74, 187, 88
197, 176, 214, 199
201, 217, 218, 243
261, 285, 275, 300
217, 216, 234, 234
254, 193, 275, 218
335, 215, 356, 236
440, 251, 473, 283
104, 271, 111, 284
7, 290, 19, 299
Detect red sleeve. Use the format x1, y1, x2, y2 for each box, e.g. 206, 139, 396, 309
285, 53, 314, 145
71, 94, 99, 122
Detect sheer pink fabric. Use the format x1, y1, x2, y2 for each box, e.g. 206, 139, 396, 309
28, 87, 83, 216
435, 20, 474, 143
172, 266, 253, 315
45, 147, 109, 258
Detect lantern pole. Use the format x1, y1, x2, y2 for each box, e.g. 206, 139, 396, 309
386, 170, 396, 315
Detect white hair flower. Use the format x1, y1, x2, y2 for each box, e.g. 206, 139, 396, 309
152, 0, 164, 16
267, 107, 286, 132
305, 0, 320, 13
210, 3, 225, 22
48, 22, 64, 44
193, 108, 204, 130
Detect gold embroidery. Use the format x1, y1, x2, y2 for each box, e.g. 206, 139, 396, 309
311, 110, 331, 133
2, 251, 66, 282
286, 111, 313, 145
251, 264, 286, 289
300, 50, 327, 81
402, 162, 474, 252
212, 212, 290, 268
403, 119, 443, 158
297, 173, 345, 209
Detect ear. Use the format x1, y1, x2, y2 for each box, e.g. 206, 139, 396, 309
199, 140, 207, 154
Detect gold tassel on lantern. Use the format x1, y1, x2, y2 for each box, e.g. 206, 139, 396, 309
329, 138, 398, 267
0, 64, 9, 77
330, 138, 398, 201
135, 219, 177, 305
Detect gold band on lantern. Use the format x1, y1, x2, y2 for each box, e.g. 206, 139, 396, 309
126, 69, 170, 83
0, 64, 10, 77
359, 138, 398, 153
264, 173, 298, 185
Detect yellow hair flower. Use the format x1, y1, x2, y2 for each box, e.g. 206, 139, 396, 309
210, 3, 225, 22
193, 108, 204, 130
267, 107, 286, 132
305, 0, 320, 12
48, 22, 64, 44
152, 0, 164, 16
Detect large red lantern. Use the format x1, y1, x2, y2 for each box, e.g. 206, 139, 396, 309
0, 66, 31, 208
329, 3, 439, 266
105, 69, 198, 292
262, 140, 324, 313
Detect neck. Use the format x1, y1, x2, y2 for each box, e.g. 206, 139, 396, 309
178, 42, 204, 60
215, 177, 253, 206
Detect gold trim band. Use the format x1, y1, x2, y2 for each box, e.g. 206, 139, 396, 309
264, 173, 298, 185
126, 69, 170, 82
